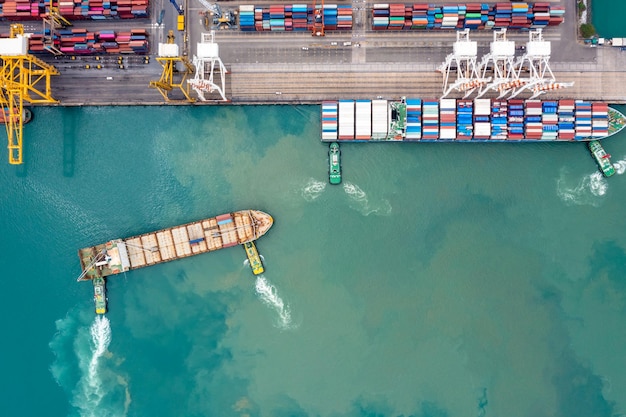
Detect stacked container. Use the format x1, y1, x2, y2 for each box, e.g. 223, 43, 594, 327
541, 101, 558, 140
592, 102, 609, 138
474, 99, 491, 140
457, 100, 473, 140
575, 100, 592, 140
355, 100, 372, 140
55, 27, 147, 54
338, 100, 355, 140
491, 100, 508, 140
422, 101, 439, 140
557, 100, 575, 140
371, 3, 563, 31
405, 98, 422, 140
508, 99, 525, 140
239, 5, 255, 31
524, 100, 543, 140
322, 101, 338, 141
439, 99, 456, 139
239, 4, 352, 32
372, 99, 389, 140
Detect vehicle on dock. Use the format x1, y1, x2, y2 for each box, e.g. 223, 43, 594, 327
243, 241, 264, 275
588, 140, 616, 177
93, 277, 107, 315
77, 210, 273, 280
329, 142, 341, 184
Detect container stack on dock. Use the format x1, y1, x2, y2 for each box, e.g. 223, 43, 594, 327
541, 101, 558, 140
321, 99, 624, 142
405, 99, 422, 140
0, 0, 148, 20
239, 4, 352, 32
557, 100, 575, 140
592, 103, 609, 138
371, 3, 564, 31
52, 28, 148, 54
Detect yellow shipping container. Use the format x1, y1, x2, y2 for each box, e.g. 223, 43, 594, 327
177, 15, 185, 31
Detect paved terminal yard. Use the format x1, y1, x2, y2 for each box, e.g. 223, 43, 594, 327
4, 0, 626, 105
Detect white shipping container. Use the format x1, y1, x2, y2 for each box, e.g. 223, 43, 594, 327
372, 100, 388, 138
474, 99, 491, 115
338, 101, 355, 139
355, 101, 372, 138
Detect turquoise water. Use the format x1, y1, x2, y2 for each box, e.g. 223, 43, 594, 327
592, 0, 626, 38
3, 103, 626, 417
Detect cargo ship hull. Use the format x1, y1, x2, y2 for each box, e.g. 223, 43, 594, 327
321, 98, 626, 142
78, 210, 273, 280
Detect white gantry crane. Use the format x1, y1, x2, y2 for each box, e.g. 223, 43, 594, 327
438, 29, 489, 99
188, 31, 228, 102
476, 29, 519, 98
510, 28, 573, 99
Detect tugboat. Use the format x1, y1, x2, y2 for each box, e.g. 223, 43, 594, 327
93, 277, 107, 315
243, 241, 264, 275
329, 142, 341, 185
588, 140, 616, 177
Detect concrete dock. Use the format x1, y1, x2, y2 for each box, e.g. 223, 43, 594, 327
4, 0, 626, 105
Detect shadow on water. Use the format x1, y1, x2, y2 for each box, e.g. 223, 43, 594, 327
62, 108, 77, 177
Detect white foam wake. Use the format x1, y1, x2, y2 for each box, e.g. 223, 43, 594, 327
343, 182, 392, 216
612, 156, 626, 175
255, 276, 294, 330
557, 170, 607, 206
301, 178, 327, 201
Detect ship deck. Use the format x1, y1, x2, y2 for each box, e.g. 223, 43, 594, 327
78, 210, 272, 279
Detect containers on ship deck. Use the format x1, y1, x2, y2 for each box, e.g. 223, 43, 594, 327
355, 100, 372, 140
491, 100, 508, 140
371, 3, 563, 31
439, 99, 456, 140
322, 101, 338, 141
473, 99, 491, 140
422, 100, 439, 141
592, 102, 609, 138
405, 98, 422, 140
541, 101, 558, 140
524, 100, 543, 140
372, 99, 389, 140
508, 99, 525, 140
457, 100, 473, 140
575, 100, 592, 140
557, 100, 575, 140
338, 100, 355, 140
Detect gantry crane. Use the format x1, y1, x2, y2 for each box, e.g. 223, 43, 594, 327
149, 30, 196, 102
0, 24, 59, 165
312, 0, 325, 36
42, 0, 71, 55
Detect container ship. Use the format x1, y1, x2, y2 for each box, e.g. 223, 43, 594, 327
77, 210, 273, 280
321, 98, 626, 142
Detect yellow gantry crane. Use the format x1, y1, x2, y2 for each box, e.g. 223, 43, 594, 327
42, 0, 72, 55
0, 24, 59, 164
149, 30, 195, 102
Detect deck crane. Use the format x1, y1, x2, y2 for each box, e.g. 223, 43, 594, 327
0, 24, 59, 165
198, 0, 235, 28
149, 30, 195, 102
311, 0, 325, 36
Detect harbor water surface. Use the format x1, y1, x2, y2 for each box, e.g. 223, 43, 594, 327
3, 103, 626, 417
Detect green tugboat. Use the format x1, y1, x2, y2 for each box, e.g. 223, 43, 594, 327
589, 140, 616, 177
243, 241, 264, 275
329, 142, 341, 184
93, 277, 107, 315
